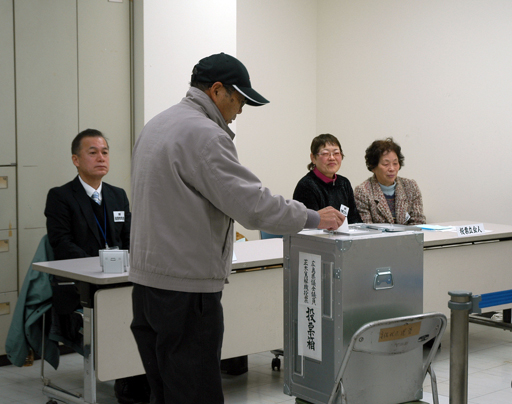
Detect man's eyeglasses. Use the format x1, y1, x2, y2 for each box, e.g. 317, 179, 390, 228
316, 150, 342, 159
224, 83, 247, 109
235, 93, 247, 109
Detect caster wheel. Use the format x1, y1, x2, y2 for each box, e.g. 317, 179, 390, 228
271, 356, 281, 371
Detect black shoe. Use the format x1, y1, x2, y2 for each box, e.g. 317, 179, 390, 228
134, 374, 151, 403
114, 378, 134, 404
114, 375, 151, 404
220, 356, 248, 375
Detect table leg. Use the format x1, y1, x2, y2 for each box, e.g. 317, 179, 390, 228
504, 308, 511, 323
83, 307, 97, 403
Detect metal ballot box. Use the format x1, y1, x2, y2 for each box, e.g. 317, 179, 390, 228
283, 230, 424, 404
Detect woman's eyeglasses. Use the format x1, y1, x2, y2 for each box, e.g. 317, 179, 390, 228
316, 150, 342, 158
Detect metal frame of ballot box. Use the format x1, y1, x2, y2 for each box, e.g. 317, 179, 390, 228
283, 230, 424, 404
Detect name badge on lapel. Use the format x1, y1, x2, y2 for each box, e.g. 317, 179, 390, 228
114, 211, 125, 222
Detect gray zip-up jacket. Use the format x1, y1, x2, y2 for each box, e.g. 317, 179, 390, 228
129, 88, 314, 293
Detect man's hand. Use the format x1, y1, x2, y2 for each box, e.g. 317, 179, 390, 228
317, 207, 345, 231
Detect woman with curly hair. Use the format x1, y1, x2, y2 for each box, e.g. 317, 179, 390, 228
354, 137, 426, 225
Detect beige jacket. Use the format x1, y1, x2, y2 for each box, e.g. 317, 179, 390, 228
354, 175, 426, 225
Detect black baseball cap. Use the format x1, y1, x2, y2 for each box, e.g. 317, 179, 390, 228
191, 53, 269, 106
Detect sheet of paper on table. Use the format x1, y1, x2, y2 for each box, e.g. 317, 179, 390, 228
416, 224, 454, 231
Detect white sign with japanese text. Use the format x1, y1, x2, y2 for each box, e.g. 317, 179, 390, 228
456, 223, 485, 237
297, 252, 322, 361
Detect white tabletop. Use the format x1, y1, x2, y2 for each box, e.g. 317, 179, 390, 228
33, 256, 127, 285
422, 221, 512, 248
33, 223, 512, 285
32, 238, 284, 285
232, 238, 283, 270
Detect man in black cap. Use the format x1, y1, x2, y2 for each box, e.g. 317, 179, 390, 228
129, 53, 344, 404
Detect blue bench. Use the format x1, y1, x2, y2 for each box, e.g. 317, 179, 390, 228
469, 289, 512, 330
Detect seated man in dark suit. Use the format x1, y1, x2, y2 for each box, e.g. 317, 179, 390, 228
45, 128, 149, 404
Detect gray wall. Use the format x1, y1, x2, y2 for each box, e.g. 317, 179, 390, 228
234, 0, 512, 243
0, 0, 17, 357
14, 0, 132, 283
0, 0, 132, 355
236, 0, 319, 240
138, 0, 512, 239
316, 0, 512, 225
